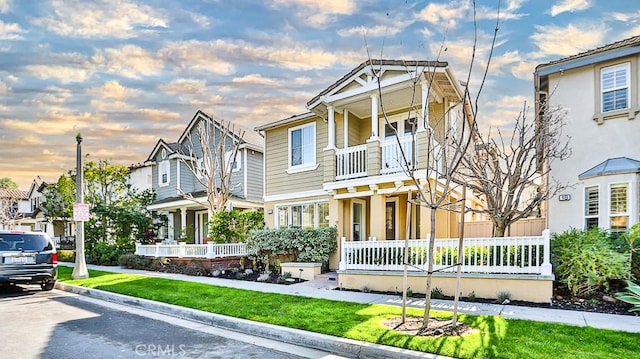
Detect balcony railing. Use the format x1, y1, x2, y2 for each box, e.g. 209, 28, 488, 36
339, 230, 552, 276
336, 144, 367, 180
381, 136, 415, 174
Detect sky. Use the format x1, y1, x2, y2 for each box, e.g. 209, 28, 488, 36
1, 0, 639, 189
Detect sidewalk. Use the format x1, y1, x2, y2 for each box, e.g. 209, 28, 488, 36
60, 263, 640, 334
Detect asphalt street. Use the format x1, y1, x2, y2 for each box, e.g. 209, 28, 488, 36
0, 285, 345, 359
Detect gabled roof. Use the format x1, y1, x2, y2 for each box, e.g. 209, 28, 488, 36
536, 35, 640, 76
307, 59, 449, 108
0, 188, 29, 200
177, 110, 263, 152
146, 139, 179, 162
579, 157, 640, 180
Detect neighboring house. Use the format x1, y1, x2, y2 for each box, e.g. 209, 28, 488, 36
256, 59, 471, 269
0, 188, 30, 230
535, 35, 640, 234
128, 162, 153, 192
146, 110, 264, 243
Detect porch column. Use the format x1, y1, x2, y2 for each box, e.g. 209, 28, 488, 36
343, 108, 349, 148
167, 212, 174, 241
180, 207, 187, 239
420, 81, 429, 131
328, 196, 343, 270
370, 191, 385, 240
323, 147, 336, 182
326, 105, 336, 149
369, 94, 379, 140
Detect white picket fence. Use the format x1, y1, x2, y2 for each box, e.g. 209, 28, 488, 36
135, 242, 247, 259
339, 229, 552, 275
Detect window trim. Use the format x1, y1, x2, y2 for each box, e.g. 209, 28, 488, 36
287, 122, 317, 173
608, 181, 630, 232
274, 200, 329, 229
584, 185, 599, 229
225, 150, 242, 173
593, 60, 638, 124
600, 62, 630, 113
158, 160, 170, 187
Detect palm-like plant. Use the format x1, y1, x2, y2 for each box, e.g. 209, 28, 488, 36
616, 280, 640, 312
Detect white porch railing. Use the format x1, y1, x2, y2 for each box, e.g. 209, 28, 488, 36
381, 137, 415, 174
336, 144, 367, 180
135, 242, 247, 259
339, 229, 552, 276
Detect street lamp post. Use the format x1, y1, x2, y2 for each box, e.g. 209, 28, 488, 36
72, 134, 89, 279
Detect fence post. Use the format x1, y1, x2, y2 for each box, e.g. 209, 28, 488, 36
134, 243, 140, 256
179, 242, 185, 258
540, 229, 552, 276
207, 242, 215, 259
339, 237, 346, 270
155, 243, 160, 258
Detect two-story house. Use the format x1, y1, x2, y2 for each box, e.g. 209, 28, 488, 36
256, 59, 470, 269
0, 188, 30, 230
146, 110, 264, 243
535, 35, 640, 234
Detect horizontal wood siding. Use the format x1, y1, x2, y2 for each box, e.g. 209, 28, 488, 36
265, 117, 325, 196
245, 149, 263, 202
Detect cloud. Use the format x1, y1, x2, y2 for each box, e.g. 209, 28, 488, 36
0, 80, 8, 95
92, 45, 164, 79
159, 40, 235, 75
530, 23, 607, 58
24, 65, 90, 83
159, 79, 207, 95
416, 1, 470, 29
2, 110, 93, 135
0, 0, 10, 13
232, 74, 281, 87
0, 20, 25, 40
30, 0, 168, 39
478, 0, 527, 21
479, 95, 530, 129
549, 0, 592, 17
269, 0, 356, 28
88, 80, 140, 101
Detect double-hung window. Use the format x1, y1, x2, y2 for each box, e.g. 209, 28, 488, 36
609, 183, 629, 232
288, 123, 316, 171
584, 186, 599, 229
601, 63, 630, 113
225, 150, 241, 172
159, 160, 170, 187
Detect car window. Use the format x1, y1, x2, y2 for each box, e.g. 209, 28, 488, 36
0, 234, 52, 251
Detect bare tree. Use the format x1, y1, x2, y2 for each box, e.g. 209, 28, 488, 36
458, 102, 571, 237
0, 189, 26, 230
367, 2, 501, 329
178, 115, 244, 215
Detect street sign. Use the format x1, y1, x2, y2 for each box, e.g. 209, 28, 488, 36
73, 203, 90, 222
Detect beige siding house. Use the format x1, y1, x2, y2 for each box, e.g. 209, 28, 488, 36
257, 60, 470, 269
535, 35, 640, 234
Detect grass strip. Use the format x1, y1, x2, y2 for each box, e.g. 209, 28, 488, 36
58, 266, 640, 359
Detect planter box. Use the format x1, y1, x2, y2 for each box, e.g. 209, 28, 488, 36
280, 262, 321, 281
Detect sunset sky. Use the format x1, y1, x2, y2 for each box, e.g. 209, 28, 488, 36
1, 0, 638, 189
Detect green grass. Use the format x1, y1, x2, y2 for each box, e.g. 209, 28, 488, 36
57, 266, 640, 358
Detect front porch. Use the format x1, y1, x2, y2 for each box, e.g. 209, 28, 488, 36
336, 230, 554, 303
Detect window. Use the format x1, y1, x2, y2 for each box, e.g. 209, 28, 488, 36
276, 201, 329, 229
584, 186, 599, 229
159, 160, 170, 187
601, 63, 630, 113
225, 150, 241, 172
288, 123, 316, 170
610, 183, 629, 232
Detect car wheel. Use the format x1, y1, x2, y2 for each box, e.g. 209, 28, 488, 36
41, 281, 55, 291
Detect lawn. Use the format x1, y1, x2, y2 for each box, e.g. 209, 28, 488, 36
57, 266, 639, 359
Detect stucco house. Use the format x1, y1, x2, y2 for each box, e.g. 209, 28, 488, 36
0, 188, 31, 230
146, 110, 264, 243
535, 35, 640, 234
256, 59, 474, 270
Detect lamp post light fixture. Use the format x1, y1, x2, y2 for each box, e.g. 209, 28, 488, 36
71, 133, 89, 279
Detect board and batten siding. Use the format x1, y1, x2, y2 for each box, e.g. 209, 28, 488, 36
264, 117, 326, 196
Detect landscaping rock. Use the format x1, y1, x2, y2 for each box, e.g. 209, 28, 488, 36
257, 273, 270, 282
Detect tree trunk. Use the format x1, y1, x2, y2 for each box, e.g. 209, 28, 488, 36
422, 206, 437, 328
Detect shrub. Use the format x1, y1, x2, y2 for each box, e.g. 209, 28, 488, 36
57, 250, 75, 262
246, 227, 337, 271
496, 291, 511, 303
552, 228, 629, 296
209, 210, 264, 244
86, 242, 130, 266
118, 253, 153, 269
430, 287, 444, 299
616, 280, 640, 312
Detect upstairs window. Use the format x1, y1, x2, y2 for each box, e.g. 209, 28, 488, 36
584, 186, 599, 229
225, 150, 241, 172
288, 123, 316, 170
159, 160, 170, 187
601, 63, 630, 113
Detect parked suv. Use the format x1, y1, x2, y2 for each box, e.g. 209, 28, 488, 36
0, 230, 58, 291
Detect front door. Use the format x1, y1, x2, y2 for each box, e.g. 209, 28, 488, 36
352, 199, 366, 241
385, 200, 396, 240
195, 211, 209, 243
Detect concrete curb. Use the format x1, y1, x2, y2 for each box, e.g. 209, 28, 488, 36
55, 282, 452, 359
